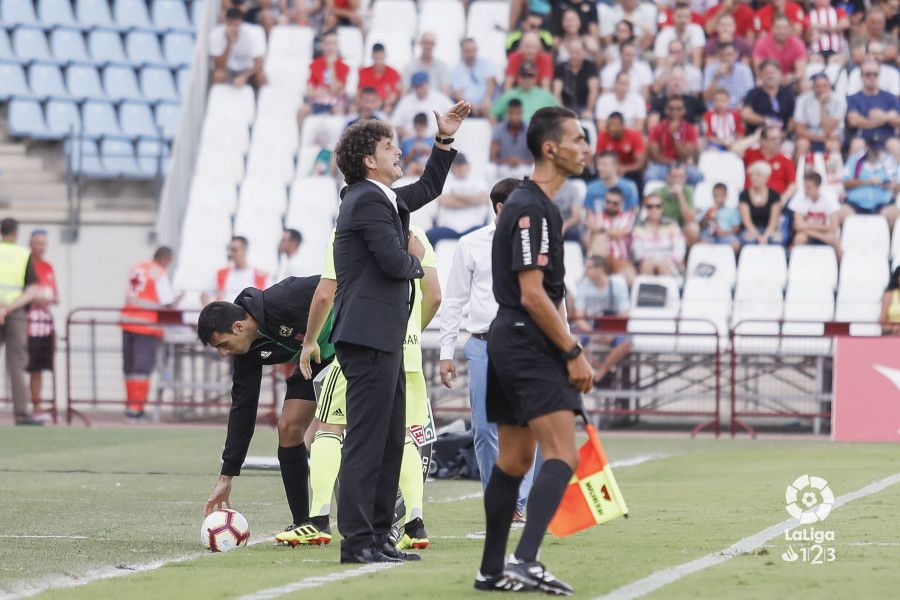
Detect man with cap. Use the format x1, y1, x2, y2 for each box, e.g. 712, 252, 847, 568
492, 61, 558, 122
392, 71, 453, 140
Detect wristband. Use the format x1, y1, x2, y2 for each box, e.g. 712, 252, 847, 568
435, 135, 455, 145
562, 342, 583, 361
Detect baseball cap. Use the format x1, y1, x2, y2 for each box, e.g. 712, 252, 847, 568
411, 71, 429, 87
519, 60, 537, 77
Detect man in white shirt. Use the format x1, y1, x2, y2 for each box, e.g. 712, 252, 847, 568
599, 41, 653, 100
403, 31, 452, 95
788, 172, 842, 256
438, 178, 533, 521
201, 236, 271, 305
209, 8, 267, 88
391, 72, 454, 140
275, 229, 305, 282
653, 3, 706, 67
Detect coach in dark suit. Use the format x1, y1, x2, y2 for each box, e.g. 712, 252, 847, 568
331, 101, 471, 563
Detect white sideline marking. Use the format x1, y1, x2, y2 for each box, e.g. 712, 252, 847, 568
236, 563, 401, 600
595, 472, 900, 600
0, 535, 89, 540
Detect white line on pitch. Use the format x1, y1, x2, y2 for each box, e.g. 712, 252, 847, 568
0, 535, 89, 540
595, 472, 900, 600
236, 563, 402, 600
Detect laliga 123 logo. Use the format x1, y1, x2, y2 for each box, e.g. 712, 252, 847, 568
785, 474, 834, 524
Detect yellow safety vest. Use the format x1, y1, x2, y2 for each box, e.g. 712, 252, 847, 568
0, 242, 30, 305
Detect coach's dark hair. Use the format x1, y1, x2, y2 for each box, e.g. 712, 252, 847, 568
153, 246, 173, 262
284, 228, 302, 244
526, 106, 578, 161
197, 302, 248, 346
0, 218, 19, 237
490, 178, 519, 214
335, 119, 395, 185
803, 172, 822, 187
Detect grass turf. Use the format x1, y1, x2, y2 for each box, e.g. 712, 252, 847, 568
1, 427, 898, 599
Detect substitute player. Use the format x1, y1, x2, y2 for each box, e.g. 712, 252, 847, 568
475, 107, 593, 595
276, 225, 440, 552
200, 276, 336, 541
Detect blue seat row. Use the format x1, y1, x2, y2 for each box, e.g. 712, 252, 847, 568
0, 27, 193, 68
65, 135, 171, 179
1, 0, 200, 35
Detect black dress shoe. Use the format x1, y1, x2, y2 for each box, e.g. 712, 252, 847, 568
381, 542, 421, 562
340, 546, 403, 564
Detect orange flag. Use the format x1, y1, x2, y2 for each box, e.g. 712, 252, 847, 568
548, 423, 629, 537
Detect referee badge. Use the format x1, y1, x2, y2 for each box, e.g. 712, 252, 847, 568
518, 215, 531, 229
279, 325, 294, 337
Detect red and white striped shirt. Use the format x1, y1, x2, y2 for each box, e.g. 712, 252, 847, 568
27, 258, 56, 338
806, 7, 847, 54
704, 109, 745, 145
590, 209, 635, 260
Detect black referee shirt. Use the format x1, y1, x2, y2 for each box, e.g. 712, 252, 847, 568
492, 179, 567, 311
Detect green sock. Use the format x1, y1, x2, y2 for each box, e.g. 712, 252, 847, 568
309, 431, 342, 519
399, 438, 425, 525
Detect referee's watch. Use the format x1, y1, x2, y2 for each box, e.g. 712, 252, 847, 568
435, 135, 455, 145
561, 341, 583, 362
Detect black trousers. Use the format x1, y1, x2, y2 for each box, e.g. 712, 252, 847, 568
334, 341, 406, 554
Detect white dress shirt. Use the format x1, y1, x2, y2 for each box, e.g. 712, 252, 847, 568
439, 223, 499, 360
367, 178, 399, 212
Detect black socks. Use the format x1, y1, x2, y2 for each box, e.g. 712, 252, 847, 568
278, 443, 309, 526
480, 465, 524, 576
515, 459, 573, 562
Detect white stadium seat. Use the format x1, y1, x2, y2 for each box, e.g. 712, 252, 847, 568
299, 114, 349, 149
787, 245, 838, 291
257, 85, 303, 119
685, 243, 736, 290
187, 175, 238, 215
841, 214, 890, 258
698, 150, 746, 193
677, 279, 731, 353
245, 146, 296, 185
337, 25, 365, 68
627, 276, 681, 353
237, 177, 288, 215
732, 283, 783, 354
419, 0, 466, 41
252, 116, 300, 156
200, 116, 251, 154
736, 245, 787, 290
370, 0, 418, 40
477, 30, 508, 76
892, 222, 900, 266
286, 177, 340, 273
838, 249, 888, 302
780, 284, 834, 355
267, 25, 314, 64
194, 144, 245, 184
206, 84, 256, 127
451, 117, 492, 180
466, 0, 508, 38
563, 241, 584, 295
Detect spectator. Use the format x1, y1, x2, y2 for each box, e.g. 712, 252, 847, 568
805, 0, 850, 67
344, 86, 387, 129
704, 1, 756, 45
400, 113, 435, 176
404, 32, 451, 94
887, 0, 900, 36
504, 31, 554, 90
224, 0, 278, 35
392, 71, 453, 139
839, 140, 900, 227
733, 125, 797, 201
554, 177, 587, 243
740, 60, 796, 133
594, 72, 647, 132
427, 153, 492, 245
595, 113, 647, 182
654, 3, 706, 68
450, 39, 497, 118
846, 58, 900, 156
209, 8, 267, 88
505, 9, 555, 53
572, 256, 633, 383
585, 151, 641, 214
491, 61, 557, 121
631, 193, 687, 275
552, 39, 599, 119
788, 172, 842, 255
754, 0, 805, 37
584, 187, 637, 283
605, 0, 658, 51
793, 73, 846, 155
552, 1, 600, 42
358, 43, 401, 113
849, 7, 898, 64
554, 7, 601, 65
275, 228, 304, 281
658, 163, 700, 244
490, 99, 533, 179
702, 42, 754, 108
604, 19, 636, 65
301, 29, 349, 118
846, 42, 900, 98
647, 66, 706, 130
752, 15, 807, 85
646, 96, 703, 184
880, 266, 900, 335
280, 0, 323, 27
323, 0, 361, 29
26, 229, 57, 415
201, 237, 270, 305
652, 40, 703, 96
739, 161, 784, 245
600, 41, 653, 100
704, 88, 745, 149
699, 183, 742, 252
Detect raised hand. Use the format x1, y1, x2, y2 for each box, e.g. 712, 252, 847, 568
434, 100, 473, 137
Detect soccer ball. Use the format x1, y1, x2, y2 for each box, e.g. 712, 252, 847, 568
201, 509, 250, 552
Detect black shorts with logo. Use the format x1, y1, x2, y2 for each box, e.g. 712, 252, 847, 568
26, 335, 54, 373
284, 356, 333, 401
486, 310, 582, 427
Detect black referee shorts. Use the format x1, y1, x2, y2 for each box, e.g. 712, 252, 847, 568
486, 312, 582, 427
284, 356, 333, 401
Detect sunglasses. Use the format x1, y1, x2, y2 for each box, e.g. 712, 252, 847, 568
863, 72, 879, 77
646, 204, 663, 209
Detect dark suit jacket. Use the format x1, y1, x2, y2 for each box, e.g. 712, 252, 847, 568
331, 146, 457, 352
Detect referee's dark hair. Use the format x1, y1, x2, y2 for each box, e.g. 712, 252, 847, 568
197, 301, 248, 346
526, 106, 578, 162
490, 178, 519, 214
335, 119, 395, 185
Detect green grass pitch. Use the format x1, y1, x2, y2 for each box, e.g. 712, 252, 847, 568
1, 427, 899, 599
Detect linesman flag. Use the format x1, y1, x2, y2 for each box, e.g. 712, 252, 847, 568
548, 421, 628, 537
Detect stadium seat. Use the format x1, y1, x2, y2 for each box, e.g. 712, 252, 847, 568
838, 249, 889, 301
677, 279, 731, 353
76, 0, 118, 30
478, 30, 507, 75
12, 28, 54, 63
66, 137, 107, 177
103, 64, 143, 101
45, 98, 81, 137
191, 0, 206, 28
892, 223, 900, 266
194, 144, 245, 184
685, 243, 736, 290
8, 98, 55, 139
627, 276, 681, 353
113, 0, 157, 32
298, 114, 346, 149
252, 116, 299, 155
787, 245, 838, 291
466, 0, 508, 39
206, 83, 255, 126
0, 62, 30, 100
834, 296, 882, 336
266, 25, 313, 63
126, 30, 166, 67
0, 29, 21, 63
50, 28, 91, 65
364, 29, 412, 69
841, 214, 890, 258
245, 145, 296, 185
780, 284, 834, 355
101, 136, 141, 176
140, 65, 179, 102
81, 99, 123, 138
451, 117, 492, 180
151, 0, 194, 34
419, 0, 465, 41
154, 100, 180, 139
175, 65, 190, 96
88, 29, 128, 65
135, 137, 169, 176
188, 173, 238, 214
2, 0, 41, 29
162, 31, 193, 67
732, 283, 783, 354
256, 85, 302, 119
736, 245, 787, 290
28, 62, 67, 100
370, 0, 417, 40
237, 176, 288, 219
698, 150, 746, 194
66, 63, 105, 100
119, 100, 159, 139
286, 176, 339, 273
563, 241, 584, 295
200, 115, 250, 154
37, 0, 80, 30
336, 26, 363, 68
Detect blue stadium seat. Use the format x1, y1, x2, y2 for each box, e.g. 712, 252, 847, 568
154, 100, 180, 139
162, 31, 192, 67
12, 28, 54, 63
176, 65, 190, 96
102, 137, 141, 176
103, 64, 143, 101
0, 62, 30, 99
140, 65, 178, 102
152, 0, 193, 34
29, 62, 68, 99
1, 0, 41, 29
67, 138, 107, 177
38, 0, 80, 30
75, 0, 118, 31
0, 29, 23, 63
119, 100, 159, 139
136, 137, 169, 176
88, 29, 127, 65
125, 30, 166, 66
8, 98, 55, 139
65, 63, 105, 100
81, 99, 122, 138
46, 98, 81, 137
113, 0, 157, 32
50, 28, 92, 65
